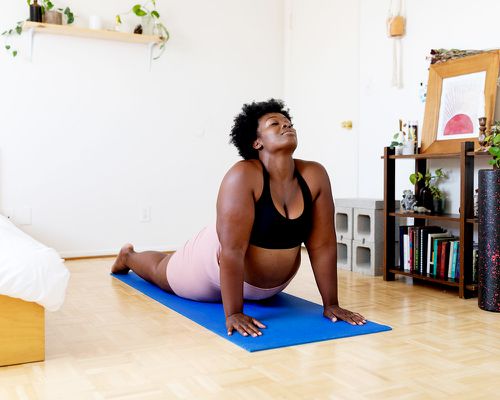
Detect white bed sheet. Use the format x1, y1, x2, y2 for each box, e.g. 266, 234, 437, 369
0, 215, 69, 311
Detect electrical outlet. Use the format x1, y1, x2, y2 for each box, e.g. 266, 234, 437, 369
140, 206, 151, 223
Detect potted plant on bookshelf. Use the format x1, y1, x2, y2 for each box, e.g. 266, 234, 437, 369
409, 168, 448, 213
477, 120, 500, 312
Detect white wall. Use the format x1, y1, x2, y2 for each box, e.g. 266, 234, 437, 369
284, 0, 360, 199
0, 0, 285, 256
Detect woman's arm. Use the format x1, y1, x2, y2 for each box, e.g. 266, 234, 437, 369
216, 161, 266, 337
304, 162, 366, 325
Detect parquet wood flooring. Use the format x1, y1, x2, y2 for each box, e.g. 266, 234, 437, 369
1, 250, 499, 399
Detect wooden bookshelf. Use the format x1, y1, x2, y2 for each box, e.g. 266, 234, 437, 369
383, 142, 478, 298
23, 21, 163, 44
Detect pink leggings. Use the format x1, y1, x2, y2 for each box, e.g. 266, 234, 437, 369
166, 225, 293, 302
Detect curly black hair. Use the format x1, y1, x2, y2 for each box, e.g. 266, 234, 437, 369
229, 98, 292, 160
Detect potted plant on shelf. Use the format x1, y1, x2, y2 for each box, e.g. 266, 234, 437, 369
40, 1, 75, 25
409, 168, 448, 213
116, 0, 170, 59
389, 132, 404, 155
28, 1, 75, 25
477, 120, 500, 312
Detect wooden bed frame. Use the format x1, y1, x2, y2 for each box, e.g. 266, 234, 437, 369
0, 294, 45, 366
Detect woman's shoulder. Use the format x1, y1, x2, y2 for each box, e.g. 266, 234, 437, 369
226, 159, 261, 176
221, 159, 262, 189
294, 159, 331, 195
294, 159, 328, 176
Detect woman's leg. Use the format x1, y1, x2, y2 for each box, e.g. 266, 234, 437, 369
111, 244, 174, 293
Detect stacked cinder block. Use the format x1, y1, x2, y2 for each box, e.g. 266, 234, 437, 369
335, 199, 399, 276
335, 205, 353, 271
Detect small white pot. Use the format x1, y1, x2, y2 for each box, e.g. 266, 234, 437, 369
395, 145, 404, 155
402, 140, 415, 155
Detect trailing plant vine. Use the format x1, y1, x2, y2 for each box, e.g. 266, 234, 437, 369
116, 1, 170, 59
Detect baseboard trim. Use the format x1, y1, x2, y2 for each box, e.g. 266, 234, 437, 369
60, 246, 177, 261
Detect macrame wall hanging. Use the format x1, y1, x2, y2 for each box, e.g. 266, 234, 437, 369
387, 0, 406, 88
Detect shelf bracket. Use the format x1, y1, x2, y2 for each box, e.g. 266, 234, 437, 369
28, 27, 35, 62
147, 42, 155, 71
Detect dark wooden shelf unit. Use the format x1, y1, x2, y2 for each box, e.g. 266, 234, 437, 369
383, 142, 477, 298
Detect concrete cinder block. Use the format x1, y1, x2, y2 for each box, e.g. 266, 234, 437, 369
354, 208, 383, 243
336, 237, 352, 271
335, 206, 353, 241
352, 240, 399, 276
352, 240, 383, 276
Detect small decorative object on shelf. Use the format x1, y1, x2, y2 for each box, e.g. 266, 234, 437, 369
478, 116, 488, 151
29, 0, 43, 22
89, 15, 103, 30
400, 190, 417, 213
45, 10, 62, 25
413, 206, 431, 214
406, 120, 418, 154
389, 119, 405, 155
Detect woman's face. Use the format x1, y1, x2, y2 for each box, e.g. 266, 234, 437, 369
254, 112, 297, 153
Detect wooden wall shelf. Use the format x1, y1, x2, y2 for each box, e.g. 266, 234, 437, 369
23, 21, 163, 44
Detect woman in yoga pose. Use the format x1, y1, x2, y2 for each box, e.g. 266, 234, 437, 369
112, 99, 366, 337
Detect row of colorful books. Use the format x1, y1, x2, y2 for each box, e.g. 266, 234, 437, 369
398, 225, 477, 281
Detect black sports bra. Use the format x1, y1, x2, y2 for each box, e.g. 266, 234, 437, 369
249, 161, 313, 249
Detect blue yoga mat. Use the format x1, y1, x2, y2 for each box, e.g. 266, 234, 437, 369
112, 272, 391, 352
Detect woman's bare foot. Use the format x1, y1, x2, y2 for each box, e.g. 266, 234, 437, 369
111, 243, 134, 274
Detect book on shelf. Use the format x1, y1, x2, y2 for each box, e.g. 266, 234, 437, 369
419, 226, 445, 275
433, 236, 456, 277
449, 240, 459, 280
427, 232, 452, 276
398, 224, 461, 280
399, 225, 412, 272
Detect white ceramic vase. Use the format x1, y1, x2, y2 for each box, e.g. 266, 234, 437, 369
402, 140, 415, 155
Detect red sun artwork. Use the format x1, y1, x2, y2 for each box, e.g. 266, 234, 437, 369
443, 114, 473, 136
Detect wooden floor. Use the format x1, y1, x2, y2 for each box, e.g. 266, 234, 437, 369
1, 251, 499, 399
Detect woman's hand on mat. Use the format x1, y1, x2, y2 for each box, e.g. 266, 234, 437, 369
226, 313, 266, 337
323, 305, 366, 325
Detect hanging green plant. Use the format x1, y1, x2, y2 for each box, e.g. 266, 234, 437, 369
1, 21, 23, 57
116, 0, 170, 60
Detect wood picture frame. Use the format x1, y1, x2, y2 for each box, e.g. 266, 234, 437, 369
421, 51, 500, 154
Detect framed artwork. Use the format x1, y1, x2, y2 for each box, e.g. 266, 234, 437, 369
421, 51, 499, 154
